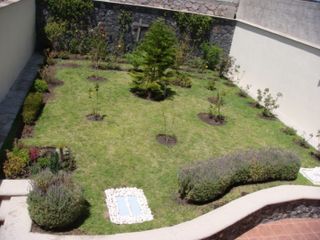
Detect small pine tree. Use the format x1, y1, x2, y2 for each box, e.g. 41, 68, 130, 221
130, 20, 177, 100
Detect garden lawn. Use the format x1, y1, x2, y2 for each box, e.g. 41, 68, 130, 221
23, 60, 319, 234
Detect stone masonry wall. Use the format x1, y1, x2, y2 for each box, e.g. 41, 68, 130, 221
92, 1, 236, 54
95, 0, 239, 19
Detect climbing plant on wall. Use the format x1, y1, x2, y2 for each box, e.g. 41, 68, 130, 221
174, 12, 213, 45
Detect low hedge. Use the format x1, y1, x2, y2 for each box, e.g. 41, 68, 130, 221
28, 171, 85, 230
22, 92, 43, 125
178, 148, 301, 203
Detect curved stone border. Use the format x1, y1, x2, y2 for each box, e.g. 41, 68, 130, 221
0, 185, 319, 240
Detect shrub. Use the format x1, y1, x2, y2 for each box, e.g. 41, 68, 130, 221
171, 72, 192, 88
256, 88, 283, 118
22, 93, 43, 125
45, 20, 67, 51
187, 57, 207, 73
28, 171, 85, 230
39, 65, 58, 85
3, 146, 30, 178
34, 79, 49, 93
201, 43, 223, 71
130, 20, 177, 100
47, 0, 93, 22
178, 148, 301, 203
207, 77, 219, 91
174, 12, 212, 45
281, 127, 297, 136
90, 23, 108, 69
126, 51, 145, 71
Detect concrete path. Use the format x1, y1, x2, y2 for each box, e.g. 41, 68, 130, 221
0, 53, 43, 151
237, 218, 320, 240
0, 184, 320, 240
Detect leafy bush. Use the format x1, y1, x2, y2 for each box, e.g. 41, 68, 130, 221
47, 0, 93, 22
256, 88, 283, 118
178, 148, 301, 203
174, 12, 212, 44
3, 146, 30, 178
130, 20, 177, 100
126, 51, 145, 71
45, 20, 67, 51
187, 57, 207, 73
28, 171, 86, 230
201, 43, 223, 71
171, 72, 192, 88
22, 93, 43, 125
34, 79, 49, 93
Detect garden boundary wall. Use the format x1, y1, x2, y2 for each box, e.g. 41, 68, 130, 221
230, 0, 320, 148
0, 0, 36, 103
95, 0, 239, 19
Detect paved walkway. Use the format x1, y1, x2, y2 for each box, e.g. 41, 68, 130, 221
0, 53, 43, 151
237, 218, 320, 240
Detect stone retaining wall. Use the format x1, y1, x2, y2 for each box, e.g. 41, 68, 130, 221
95, 0, 239, 19
92, 2, 236, 53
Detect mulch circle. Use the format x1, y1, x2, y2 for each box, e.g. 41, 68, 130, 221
86, 114, 105, 121
87, 75, 107, 82
59, 63, 81, 68
156, 134, 177, 147
198, 113, 225, 126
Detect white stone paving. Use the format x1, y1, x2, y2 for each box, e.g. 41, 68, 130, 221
105, 187, 153, 224
300, 167, 320, 185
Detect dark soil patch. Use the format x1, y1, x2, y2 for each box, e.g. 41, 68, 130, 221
87, 75, 107, 82
248, 102, 262, 109
31, 223, 85, 235
91, 64, 122, 71
294, 139, 310, 149
311, 151, 320, 161
21, 125, 34, 138
156, 134, 177, 147
86, 114, 105, 121
59, 63, 81, 68
198, 113, 226, 126
259, 113, 276, 121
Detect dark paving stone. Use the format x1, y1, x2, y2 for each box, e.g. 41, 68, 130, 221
0, 53, 43, 150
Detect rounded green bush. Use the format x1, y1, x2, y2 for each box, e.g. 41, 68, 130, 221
34, 79, 49, 93
28, 171, 85, 230
178, 148, 301, 203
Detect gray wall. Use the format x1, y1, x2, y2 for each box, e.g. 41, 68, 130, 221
237, 0, 320, 47
0, 0, 36, 102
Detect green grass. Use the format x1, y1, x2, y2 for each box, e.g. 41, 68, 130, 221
23, 60, 319, 234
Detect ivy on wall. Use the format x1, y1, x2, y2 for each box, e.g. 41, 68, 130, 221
174, 12, 213, 45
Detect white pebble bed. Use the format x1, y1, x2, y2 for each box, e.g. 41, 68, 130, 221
300, 167, 320, 185
105, 187, 154, 224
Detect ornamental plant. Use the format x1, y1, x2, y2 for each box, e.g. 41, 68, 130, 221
130, 20, 177, 100
28, 171, 86, 230
178, 148, 300, 203
201, 43, 223, 71
88, 83, 101, 117
90, 23, 108, 69
3, 145, 30, 179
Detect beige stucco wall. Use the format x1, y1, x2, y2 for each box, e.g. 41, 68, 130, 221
0, 0, 36, 102
230, 22, 320, 147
